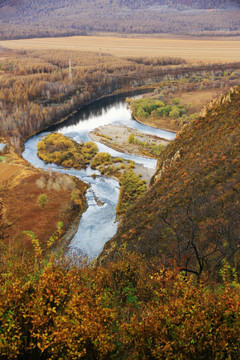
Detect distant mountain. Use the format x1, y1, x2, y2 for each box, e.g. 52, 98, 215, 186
99, 86, 240, 278
0, 0, 239, 39
0, 0, 239, 11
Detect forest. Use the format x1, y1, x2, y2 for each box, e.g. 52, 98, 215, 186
1, 48, 239, 151
0, 0, 239, 39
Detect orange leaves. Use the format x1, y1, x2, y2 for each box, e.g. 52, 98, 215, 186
2, 251, 240, 359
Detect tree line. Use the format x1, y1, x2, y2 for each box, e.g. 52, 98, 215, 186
0, 48, 239, 152
0, 0, 239, 39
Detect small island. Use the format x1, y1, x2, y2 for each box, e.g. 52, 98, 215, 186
37, 133, 98, 169
89, 124, 169, 158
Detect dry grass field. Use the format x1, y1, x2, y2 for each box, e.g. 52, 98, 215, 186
165, 87, 231, 113
0, 163, 22, 185
0, 36, 239, 63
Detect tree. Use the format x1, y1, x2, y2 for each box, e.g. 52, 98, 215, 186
37, 193, 48, 208
128, 133, 135, 144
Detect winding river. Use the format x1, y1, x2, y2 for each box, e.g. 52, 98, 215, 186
22, 93, 176, 259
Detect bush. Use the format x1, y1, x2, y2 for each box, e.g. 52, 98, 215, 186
151, 143, 164, 157
91, 152, 112, 169
37, 193, 48, 208
169, 106, 181, 119
172, 97, 180, 105
157, 105, 172, 117
128, 133, 135, 144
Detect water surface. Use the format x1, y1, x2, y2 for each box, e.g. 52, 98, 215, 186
23, 94, 175, 258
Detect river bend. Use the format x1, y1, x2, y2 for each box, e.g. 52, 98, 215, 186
23, 94, 176, 259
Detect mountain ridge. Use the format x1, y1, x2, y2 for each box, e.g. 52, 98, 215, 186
0, 0, 239, 39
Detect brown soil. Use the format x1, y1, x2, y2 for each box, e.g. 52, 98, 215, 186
0, 145, 87, 253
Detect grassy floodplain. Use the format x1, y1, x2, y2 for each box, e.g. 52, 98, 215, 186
0, 35, 240, 63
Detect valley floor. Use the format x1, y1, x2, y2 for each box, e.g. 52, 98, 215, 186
0, 35, 239, 63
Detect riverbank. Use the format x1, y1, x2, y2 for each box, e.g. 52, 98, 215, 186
0, 137, 88, 253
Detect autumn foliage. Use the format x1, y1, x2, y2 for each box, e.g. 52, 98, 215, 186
1, 243, 240, 359
0, 48, 239, 153
38, 133, 98, 169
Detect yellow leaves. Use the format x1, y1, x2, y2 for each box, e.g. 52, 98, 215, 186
37, 133, 98, 170
2, 250, 240, 359
23, 231, 43, 258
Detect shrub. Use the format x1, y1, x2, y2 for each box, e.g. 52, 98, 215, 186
113, 157, 124, 163
71, 189, 82, 208
169, 106, 181, 119
90, 152, 112, 169
127, 162, 135, 169
172, 97, 180, 105
157, 105, 172, 117
128, 133, 135, 144
37, 193, 48, 208
151, 143, 164, 157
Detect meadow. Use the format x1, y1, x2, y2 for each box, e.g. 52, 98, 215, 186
0, 35, 240, 63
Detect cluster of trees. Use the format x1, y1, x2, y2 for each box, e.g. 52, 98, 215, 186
130, 98, 186, 120
0, 49, 239, 152
0, 50, 143, 148
0, 0, 239, 39
116, 169, 147, 216
1, 240, 240, 359
101, 86, 240, 279
128, 69, 240, 131
37, 133, 98, 169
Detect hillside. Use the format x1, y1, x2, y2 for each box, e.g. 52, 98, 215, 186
0, 136, 88, 255
0, 0, 239, 39
99, 86, 240, 278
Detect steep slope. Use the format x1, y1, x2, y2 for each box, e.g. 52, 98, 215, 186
99, 86, 240, 277
0, 0, 239, 38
